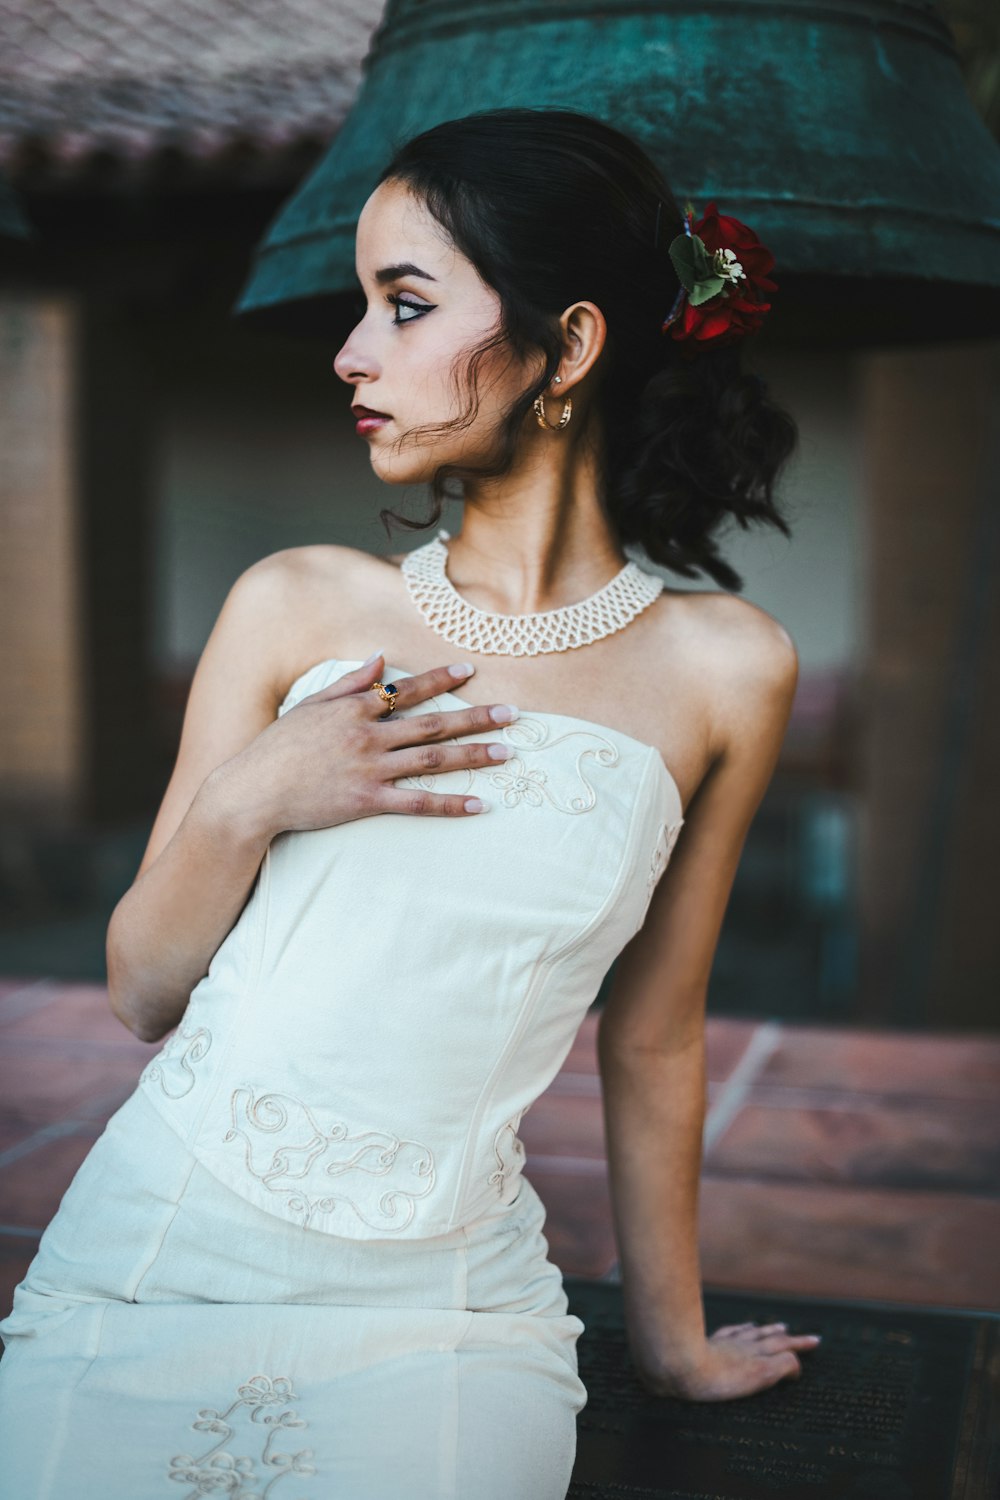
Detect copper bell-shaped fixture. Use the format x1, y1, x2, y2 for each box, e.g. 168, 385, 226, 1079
236, 0, 1000, 348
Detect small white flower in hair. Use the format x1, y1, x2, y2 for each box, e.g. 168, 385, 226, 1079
713, 248, 745, 283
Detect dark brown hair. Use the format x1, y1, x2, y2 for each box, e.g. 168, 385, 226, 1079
370, 106, 798, 590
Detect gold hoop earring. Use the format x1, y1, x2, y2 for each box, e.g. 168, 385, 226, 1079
533, 392, 573, 431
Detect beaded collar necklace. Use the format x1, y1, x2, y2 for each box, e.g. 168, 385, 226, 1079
399, 528, 664, 657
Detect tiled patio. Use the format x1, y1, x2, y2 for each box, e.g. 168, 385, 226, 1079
1, 976, 998, 1319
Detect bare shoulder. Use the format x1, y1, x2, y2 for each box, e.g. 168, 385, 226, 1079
247, 542, 395, 613
243, 542, 399, 682
250, 541, 390, 590
691, 589, 796, 681
669, 588, 799, 757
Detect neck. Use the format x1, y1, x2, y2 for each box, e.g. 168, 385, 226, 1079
446, 445, 627, 615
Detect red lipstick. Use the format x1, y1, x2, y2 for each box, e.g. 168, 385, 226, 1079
352, 403, 392, 435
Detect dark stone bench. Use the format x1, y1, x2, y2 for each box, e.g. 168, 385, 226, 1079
564, 1277, 999, 1499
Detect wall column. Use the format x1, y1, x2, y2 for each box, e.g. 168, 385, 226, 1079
0, 294, 85, 822
858, 340, 1000, 1029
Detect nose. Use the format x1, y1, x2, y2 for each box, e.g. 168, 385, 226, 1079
332, 329, 377, 386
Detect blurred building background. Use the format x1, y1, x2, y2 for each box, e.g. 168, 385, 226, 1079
0, 0, 997, 1035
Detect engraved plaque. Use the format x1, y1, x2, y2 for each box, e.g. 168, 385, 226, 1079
564, 1278, 1000, 1500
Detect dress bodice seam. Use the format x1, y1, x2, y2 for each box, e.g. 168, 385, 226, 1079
448, 745, 663, 1227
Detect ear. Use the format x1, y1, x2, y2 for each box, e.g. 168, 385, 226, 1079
556, 301, 607, 392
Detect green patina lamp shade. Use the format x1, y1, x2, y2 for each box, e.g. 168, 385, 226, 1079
235, 0, 1000, 347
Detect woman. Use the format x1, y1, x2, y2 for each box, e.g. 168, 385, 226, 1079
0, 107, 822, 1497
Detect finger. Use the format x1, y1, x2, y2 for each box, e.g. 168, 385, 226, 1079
747, 1322, 789, 1338
384, 740, 513, 780
713, 1322, 757, 1338
381, 703, 519, 748
754, 1331, 823, 1353
721, 1322, 784, 1341
364, 662, 476, 717
309, 652, 390, 700
375, 786, 490, 818
773, 1352, 802, 1382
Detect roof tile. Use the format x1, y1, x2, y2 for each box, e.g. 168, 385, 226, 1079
0, 0, 382, 171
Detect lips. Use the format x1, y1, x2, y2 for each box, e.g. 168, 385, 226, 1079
352, 405, 391, 419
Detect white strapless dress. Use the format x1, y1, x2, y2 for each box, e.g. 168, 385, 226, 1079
0, 659, 684, 1499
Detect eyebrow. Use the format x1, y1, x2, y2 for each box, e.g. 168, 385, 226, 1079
373, 262, 439, 286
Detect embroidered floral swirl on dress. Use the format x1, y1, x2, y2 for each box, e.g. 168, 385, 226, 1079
167, 1372, 316, 1497
223, 1086, 437, 1232
648, 818, 684, 897
140, 1022, 213, 1100
488, 1108, 527, 1194
394, 715, 620, 815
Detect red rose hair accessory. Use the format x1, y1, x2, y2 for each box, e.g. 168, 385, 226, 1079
658, 199, 778, 349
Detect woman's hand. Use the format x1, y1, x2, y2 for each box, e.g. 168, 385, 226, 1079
209, 652, 517, 840
638, 1321, 822, 1402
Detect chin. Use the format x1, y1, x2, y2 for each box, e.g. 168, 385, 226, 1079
369, 424, 500, 484
369, 452, 437, 486
369, 443, 469, 487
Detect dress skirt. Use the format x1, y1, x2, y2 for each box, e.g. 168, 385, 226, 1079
0, 1084, 588, 1499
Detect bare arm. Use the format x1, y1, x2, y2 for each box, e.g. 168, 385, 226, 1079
598, 1032, 709, 1376
106, 774, 274, 1044
598, 603, 821, 1401
105, 554, 297, 1043
107, 548, 519, 1045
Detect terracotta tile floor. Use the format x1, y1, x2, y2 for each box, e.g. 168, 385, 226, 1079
1, 978, 998, 1319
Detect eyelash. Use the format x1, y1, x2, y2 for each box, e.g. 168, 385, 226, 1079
386, 292, 428, 325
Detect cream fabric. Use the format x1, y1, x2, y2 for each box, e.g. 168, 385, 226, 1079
131, 658, 684, 1241
0, 655, 685, 1497
0, 1087, 587, 1498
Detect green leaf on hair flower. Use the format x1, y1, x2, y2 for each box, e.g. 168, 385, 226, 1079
690, 235, 715, 277
669, 232, 722, 297
688, 275, 726, 305
667, 235, 694, 291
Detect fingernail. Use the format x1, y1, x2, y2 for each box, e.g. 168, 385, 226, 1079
362, 650, 384, 667
464, 797, 488, 813
449, 662, 475, 678
490, 704, 519, 723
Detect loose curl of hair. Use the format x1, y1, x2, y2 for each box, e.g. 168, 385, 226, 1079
371, 106, 798, 591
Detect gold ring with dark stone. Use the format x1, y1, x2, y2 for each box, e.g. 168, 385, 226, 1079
371, 680, 399, 714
